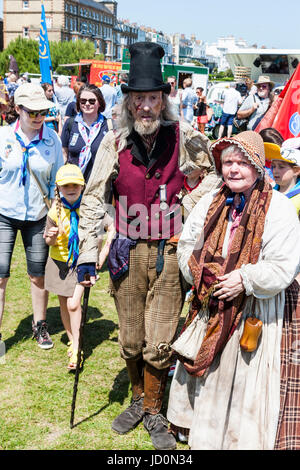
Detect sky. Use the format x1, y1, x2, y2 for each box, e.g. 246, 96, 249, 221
0, 0, 299, 49
116, 0, 300, 49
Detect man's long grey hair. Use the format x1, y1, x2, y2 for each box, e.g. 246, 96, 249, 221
115, 93, 179, 152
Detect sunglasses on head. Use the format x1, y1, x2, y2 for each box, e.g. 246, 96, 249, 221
80, 98, 97, 105
21, 107, 48, 118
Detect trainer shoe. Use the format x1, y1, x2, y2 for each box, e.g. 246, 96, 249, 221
143, 413, 177, 450
32, 320, 53, 350
111, 397, 145, 434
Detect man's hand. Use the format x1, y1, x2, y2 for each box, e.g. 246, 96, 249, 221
213, 269, 244, 302
97, 241, 111, 270
77, 263, 97, 287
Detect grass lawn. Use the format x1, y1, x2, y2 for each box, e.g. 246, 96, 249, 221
0, 234, 188, 451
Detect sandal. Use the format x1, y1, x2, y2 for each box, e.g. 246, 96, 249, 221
67, 340, 73, 357
67, 350, 83, 370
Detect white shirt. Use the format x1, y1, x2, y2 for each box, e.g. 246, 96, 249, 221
100, 83, 117, 119
0, 122, 64, 221
222, 88, 242, 115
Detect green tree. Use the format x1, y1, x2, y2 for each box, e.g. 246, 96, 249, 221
0, 37, 99, 77
0, 36, 40, 76
50, 39, 96, 75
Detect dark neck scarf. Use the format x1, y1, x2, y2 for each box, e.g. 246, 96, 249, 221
61, 195, 82, 269
14, 120, 43, 186
225, 192, 246, 213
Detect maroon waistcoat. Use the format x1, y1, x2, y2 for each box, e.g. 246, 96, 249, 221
113, 123, 184, 240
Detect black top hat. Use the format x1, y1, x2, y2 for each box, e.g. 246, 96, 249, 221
121, 42, 171, 95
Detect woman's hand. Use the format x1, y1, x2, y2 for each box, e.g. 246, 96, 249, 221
213, 269, 244, 301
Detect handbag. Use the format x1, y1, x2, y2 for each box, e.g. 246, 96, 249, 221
233, 116, 249, 132
171, 309, 208, 361
233, 94, 260, 132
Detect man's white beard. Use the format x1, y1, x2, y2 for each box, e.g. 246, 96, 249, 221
134, 118, 160, 136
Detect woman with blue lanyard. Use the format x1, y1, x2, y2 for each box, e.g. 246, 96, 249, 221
0, 83, 64, 348
61, 84, 110, 184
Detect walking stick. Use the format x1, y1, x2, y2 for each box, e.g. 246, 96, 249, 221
70, 285, 90, 429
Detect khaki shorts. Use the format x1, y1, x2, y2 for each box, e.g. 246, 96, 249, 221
45, 257, 78, 297
110, 240, 186, 369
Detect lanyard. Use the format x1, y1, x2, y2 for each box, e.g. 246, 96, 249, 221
14, 120, 43, 186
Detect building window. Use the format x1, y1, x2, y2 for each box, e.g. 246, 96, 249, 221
46, 17, 52, 29
23, 27, 29, 38
23, 0, 29, 8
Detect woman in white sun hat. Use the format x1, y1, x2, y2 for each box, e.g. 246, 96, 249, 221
0, 83, 64, 348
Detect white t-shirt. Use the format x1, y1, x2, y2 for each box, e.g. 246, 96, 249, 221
222, 88, 242, 115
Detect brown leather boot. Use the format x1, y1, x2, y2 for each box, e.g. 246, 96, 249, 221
111, 358, 145, 434
126, 357, 144, 400
143, 363, 176, 450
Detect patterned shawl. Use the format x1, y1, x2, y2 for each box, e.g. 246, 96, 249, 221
179, 177, 273, 377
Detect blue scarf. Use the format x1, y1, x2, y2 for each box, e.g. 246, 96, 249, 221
275, 178, 300, 199
15, 126, 43, 186
61, 195, 82, 269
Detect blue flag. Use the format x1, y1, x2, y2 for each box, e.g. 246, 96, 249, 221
39, 4, 53, 84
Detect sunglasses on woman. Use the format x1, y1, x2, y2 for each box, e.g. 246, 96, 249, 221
21, 107, 48, 118
80, 98, 97, 105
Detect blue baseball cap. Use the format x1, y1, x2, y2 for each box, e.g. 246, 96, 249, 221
102, 75, 111, 83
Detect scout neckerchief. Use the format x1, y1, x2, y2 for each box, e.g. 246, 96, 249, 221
77, 113, 104, 174
275, 178, 300, 199
14, 120, 43, 186
61, 195, 82, 269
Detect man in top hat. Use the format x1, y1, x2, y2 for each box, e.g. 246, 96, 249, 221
76, 42, 220, 450
237, 75, 274, 131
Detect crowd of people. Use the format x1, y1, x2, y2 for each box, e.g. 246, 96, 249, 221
1, 41, 300, 451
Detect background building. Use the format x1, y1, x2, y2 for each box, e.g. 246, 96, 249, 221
3, 0, 121, 60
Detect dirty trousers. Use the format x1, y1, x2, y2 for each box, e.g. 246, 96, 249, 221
110, 241, 185, 370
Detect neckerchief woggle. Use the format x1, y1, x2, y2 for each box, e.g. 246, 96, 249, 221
61, 195, 82, 269
77, 113, 104, 174
225, 192, 246, 213
14, 120, 43, 186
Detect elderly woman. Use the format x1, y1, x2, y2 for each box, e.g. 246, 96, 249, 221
167, 131, 300, 450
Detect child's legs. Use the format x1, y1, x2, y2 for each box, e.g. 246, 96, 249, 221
58, 295, 73, 342
67, 284, 84, 351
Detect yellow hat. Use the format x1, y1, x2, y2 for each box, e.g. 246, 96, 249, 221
56, 164, 85, 186
264, 142, 300, 166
